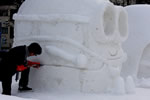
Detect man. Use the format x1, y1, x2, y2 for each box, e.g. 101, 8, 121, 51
0, 42, 42, 95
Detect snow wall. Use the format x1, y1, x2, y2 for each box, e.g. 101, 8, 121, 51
13, 0, 132, 94
122, 5, 150, 80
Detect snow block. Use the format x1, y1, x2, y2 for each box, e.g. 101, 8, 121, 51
13, 0, 129, 94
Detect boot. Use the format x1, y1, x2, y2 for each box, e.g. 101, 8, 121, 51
18, 86, 32, 91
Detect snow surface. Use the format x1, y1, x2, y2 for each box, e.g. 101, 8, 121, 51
13, 0, 129, 94
122, 5, 150, 79
122, 5, 150, 90
1, 83, 150, 100
1, 0, 150, 100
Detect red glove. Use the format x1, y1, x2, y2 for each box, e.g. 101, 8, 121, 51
16, 65, 27, 71
28, 60, 40, 65
27, 60, 41, 68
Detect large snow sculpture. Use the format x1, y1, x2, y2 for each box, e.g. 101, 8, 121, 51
13, 0, 128, 94
122, 5, 150, 80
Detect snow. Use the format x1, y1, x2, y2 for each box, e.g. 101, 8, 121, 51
122, 5, 150, 79
0, 94, 36, 100
13, 0, 128, 94
1, 85, 150, 100
1, 0, 150, 100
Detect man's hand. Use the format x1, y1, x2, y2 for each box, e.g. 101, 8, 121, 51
27, 60, 41, 68
32, 64, 41, 68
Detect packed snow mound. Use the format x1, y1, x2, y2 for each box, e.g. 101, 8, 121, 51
13, 0, 131, 94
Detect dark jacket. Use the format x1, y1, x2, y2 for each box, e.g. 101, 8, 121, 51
0, 51, 8, 62
0, 45, 28, 80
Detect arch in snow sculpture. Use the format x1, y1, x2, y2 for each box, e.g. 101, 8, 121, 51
138, 44, 150, 78
13, 0, 128, 94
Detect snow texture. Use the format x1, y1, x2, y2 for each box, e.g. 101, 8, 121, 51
1, 1, 150, 100
122, 5, 150, 80
12, 0, 130, 94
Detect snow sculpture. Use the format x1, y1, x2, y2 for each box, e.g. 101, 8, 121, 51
13, 0, 128, 94
122, 5, 150, 81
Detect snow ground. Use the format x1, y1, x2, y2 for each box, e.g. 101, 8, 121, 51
14, 88, 150, 100
1, 81, 150, 100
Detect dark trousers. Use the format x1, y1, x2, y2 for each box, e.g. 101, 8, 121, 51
19, 68, 30, 87
2, 76, 12, 95
1, 68, 30, 95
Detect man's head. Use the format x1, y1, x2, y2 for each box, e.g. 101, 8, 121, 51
28, 42, 42, 56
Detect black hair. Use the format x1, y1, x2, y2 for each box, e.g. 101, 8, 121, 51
28, 42, 42, 55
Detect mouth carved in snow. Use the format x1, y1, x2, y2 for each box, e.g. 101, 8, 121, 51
109, 48, 118, 56
107, 46, 124, 61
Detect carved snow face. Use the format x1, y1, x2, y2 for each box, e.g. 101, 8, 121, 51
13, 1, 127, 67
13, 0, 128, 93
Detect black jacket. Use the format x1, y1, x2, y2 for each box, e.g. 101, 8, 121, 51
0, 45, 28, 80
